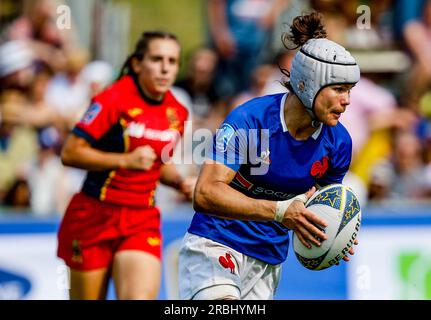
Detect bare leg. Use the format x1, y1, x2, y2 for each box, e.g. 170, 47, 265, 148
69, 268, 110, 300
112, 250, 161, 300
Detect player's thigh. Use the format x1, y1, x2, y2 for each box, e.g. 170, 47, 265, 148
112, 250, 161, 300
69, 268, 110, 300
241, 262, 281, 300
178, 232, 242, 300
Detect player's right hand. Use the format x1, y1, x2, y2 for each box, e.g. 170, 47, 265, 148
281, 187, 328, 249
124, 145, 157, 170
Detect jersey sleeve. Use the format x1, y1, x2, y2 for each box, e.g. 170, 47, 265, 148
319, 135, 352, 186
72, 91, 121, 144
210, 108, 250, 172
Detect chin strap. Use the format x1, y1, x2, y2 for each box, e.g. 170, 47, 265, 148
311, 120, 321, 128
291, 87, 321, 125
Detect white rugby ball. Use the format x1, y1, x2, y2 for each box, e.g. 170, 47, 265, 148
293, 183, 361, 270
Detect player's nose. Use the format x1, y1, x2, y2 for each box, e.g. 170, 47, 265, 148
340, 92, 350, 107
161, 59, 170, 73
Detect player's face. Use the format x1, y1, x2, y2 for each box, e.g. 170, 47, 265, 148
313, 84, 354, 126
133, 38, 180, 100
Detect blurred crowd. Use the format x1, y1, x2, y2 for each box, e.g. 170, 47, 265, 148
0, 0, 114, 215
2, 0, 431, 216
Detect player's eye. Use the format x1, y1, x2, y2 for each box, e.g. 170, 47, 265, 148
150, 56, 162, 62
335, 87, 350, 94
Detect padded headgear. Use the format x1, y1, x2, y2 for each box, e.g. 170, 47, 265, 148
290, 38, 360, 119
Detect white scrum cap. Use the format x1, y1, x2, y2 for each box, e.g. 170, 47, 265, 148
0, 41, 34, 78
290, 38, 360, 118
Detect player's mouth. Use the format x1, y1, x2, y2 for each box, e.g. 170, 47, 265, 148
156, 79, 170, 86
331, 111, 342, 119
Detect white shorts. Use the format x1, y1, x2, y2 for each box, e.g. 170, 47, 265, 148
178, 232, 282, 300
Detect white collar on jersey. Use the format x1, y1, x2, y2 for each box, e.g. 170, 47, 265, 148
280, 93, 323, 140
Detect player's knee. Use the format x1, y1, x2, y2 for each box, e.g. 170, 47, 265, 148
116, 288, 158, 300
192, 284, 240, 300
218, 295, 239, 300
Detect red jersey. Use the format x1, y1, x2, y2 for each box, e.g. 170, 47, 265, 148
73, 75, 188, 208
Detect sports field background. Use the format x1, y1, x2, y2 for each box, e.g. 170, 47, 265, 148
1, 0, 431, 300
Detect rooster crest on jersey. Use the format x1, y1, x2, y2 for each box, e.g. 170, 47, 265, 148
219, 252, 235, 274
293, 183, 361, 270
310, 156, 329, 179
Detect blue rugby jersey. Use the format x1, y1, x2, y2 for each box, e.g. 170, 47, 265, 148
188, 93, 352, 265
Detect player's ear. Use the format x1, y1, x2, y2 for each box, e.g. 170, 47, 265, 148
131, 56, 142, 74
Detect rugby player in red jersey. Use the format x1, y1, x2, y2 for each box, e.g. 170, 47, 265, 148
57, 31, 194, 300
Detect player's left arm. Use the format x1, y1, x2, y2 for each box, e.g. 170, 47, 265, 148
159, 104, 195, 200
159, 162, 196, 202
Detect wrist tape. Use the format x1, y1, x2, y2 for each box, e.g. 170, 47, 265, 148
274, 194, 308, 223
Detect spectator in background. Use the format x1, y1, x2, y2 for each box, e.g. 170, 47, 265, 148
7, 0, 79, 72
0, 43, 80, 213
0, 40, 38, 205
402, 0, 431, 109
367, 159, 394, 202
340, 76, 417, 163
310, 0, 394, 50
262, 49, 296, 95
393, 0, 426, 44
45, 48, 91, 130
0, 41, 64, 130
0, 40, 35, 93
174, 47, 222, 131
368, 130, 431, 201
228, 63, 274, 111
3, 66, 67, 134
207, 0, 289, 100
339, 76, 418, 203
0, 116, 37, 206
27, 126, 67, 215
3, 178, 31, 210
8, 0, 73, 48
309, 0, 349, 46
80, 60, 114, 99
264, 0, 310, 62
422, 121, 431, 198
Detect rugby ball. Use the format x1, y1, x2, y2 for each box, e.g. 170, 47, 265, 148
292, 183, 361, 270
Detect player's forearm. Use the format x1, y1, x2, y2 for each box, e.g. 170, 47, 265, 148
61, 143, 128, 171
194, 180, 276, 221
159, 162, 184, 190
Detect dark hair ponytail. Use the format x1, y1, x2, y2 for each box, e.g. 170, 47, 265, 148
282, 12, 327, 50
279, 12, 327, 91
117, 30, 179, 80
